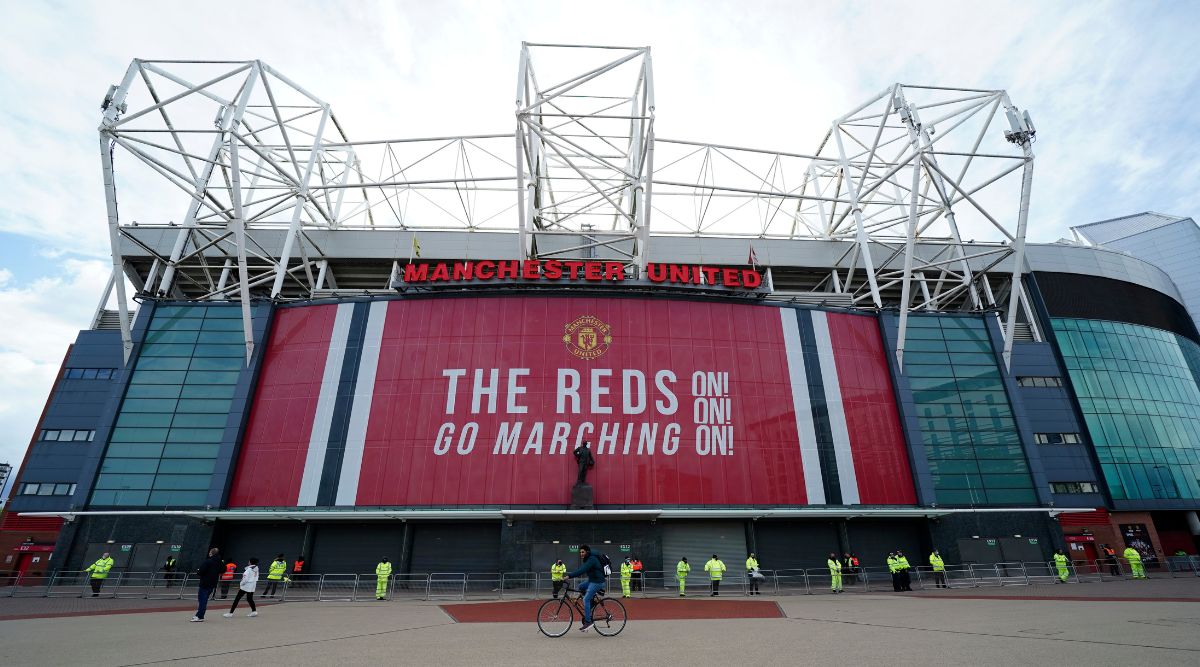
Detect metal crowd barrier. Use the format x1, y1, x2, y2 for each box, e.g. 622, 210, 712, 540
465, 572, 501, 599
318, 574, 358, 601
280, 574, 322, 601
392, 574, 431, 601
500, 572, 536, 599
428, 572, 467, 600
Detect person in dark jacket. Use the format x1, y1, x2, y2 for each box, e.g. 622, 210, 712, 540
565, 544, 606, 633
191, 548, 223, 622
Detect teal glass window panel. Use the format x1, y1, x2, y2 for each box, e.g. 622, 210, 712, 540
166, 428, 225, 443
906, 364, 956, 378
907, 377, 958, 391
180, 384, 236, 399
157, 459, 217, 474
104, 442, 165, 458
94, 473, 155, 490
131, 370, 188, 385
162, 443, 221, 458
199, 317, 244, 330
933, 474, 982, 490
977, 459, 1029, 474
149, 317, 204, 331
120, 399, 178, 413
139, 343, 196, 357
148, 491, 207, 506
109, 427, 169, 443
154, 306, 206, 319
171, 413, 229, 428
983, 489, 1038, 504
144, 330, 199, 345
194, 331, 245, 345
201, 307, 242, 318
189, 357, 244, 371
100, 459, 160, 474
135, 357, 192, 370
980, 473, 1034, 489
176, 399, 232, 413
946, 352, 997, 366
905, 352, 952, 366
946, 339, 993, 353
904, 339, 948, 353
151, 475, 211, 490
184, 370, 240, 385
193, 344, 244, 357
933, 490, 978, 504
115, 413, 174, 428
125, 384, 183, 399
927, 460, 980, 475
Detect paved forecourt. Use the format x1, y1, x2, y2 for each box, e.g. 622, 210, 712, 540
0, 580, 1198, 666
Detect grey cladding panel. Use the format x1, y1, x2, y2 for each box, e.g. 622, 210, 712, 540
753, 521, 841, 570
409, 523, 500, 574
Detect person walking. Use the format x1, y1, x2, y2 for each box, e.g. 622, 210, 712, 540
896, 551, 913, 591
550, 559, 567, 599
745, 552, 761, 595
1053, 550, 1070, 583
828, 552, 843, 593
619, 557, 633, 598
222, 558, 259, 618
1123, 546, 1146, 579
887, 552, 900, 592
929, 550, 947, 588
85, 552, 114, 597
375, 558, 392, 600
263, 554, 287, 597
676, 557, 690, 597
565, 545, 606, 633
843, 553, 859, 586
704, 554, 726, 596
219, 558, 237, 599
1101, 545, 1120, 576
191, 547, 223, 622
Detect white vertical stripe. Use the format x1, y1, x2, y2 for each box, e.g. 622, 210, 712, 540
335, 301, 387, 505
297, 303, 354, 506
780, 308, 825, 504
811, 311, 860, 505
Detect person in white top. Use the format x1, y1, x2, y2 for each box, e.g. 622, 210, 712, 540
223, 558, 259, 618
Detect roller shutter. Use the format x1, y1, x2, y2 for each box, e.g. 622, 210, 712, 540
311, 523, 405, 574
661, 521, 748, 578
754, 521, 841, 570
218, 523, 306, 567
846, 520, 924, 567
409, 522, 501, 574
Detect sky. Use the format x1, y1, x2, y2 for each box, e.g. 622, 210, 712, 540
1, 0, 1199, 492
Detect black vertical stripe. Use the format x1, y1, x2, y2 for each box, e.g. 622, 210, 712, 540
316, 302, 370, 506
796, 310, 842, 504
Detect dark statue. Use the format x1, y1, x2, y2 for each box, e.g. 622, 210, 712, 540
573, 441, 595, 485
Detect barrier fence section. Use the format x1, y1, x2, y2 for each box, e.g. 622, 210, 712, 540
7, 555, 1199, 602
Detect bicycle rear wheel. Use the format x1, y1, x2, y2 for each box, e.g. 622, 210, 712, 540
536, 598, 573, 637
592, 597, 627, 637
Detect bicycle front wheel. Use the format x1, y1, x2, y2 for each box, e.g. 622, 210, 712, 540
592, 598, 627, 637
536, 598, 573, 637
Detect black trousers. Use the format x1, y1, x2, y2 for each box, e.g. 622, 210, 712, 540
220, 581, 232, 598
264, 580, 280, 596
1107, 559, 1120, 576
934, 571, 947, 588
632, 572, 642, 591
710, 579, 720, 595
748, 575, 760, 594
891, 572, 900, 591
229, 589, 256, 613
900, 569, 912, 591
90, 578, 103, 595
551, 580, 564, 598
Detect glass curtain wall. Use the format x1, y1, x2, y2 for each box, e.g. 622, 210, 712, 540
1051, 318, 1200, 501
903, 315, 1037, 505
90, 305, 244, 507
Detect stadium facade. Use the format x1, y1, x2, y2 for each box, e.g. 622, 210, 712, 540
3, 46, 1199, 579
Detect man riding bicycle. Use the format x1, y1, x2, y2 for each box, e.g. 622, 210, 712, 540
565, 544, 606, 632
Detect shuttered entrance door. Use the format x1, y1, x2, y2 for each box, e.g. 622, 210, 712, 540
311, 523, 405, 574
661, 521, 748, 580
754, 521, 841, 570
846, 520, 924, 567
217, 523, 306, 570
409, 522, 501, 574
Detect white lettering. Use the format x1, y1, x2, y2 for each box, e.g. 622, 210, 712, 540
472, 369, 499, 414
591, 368, 613, 414
597, 422, 619, 454
434, 422, 454, 455
663, 423, 681, 455
522, 422, 544, 454
622, 370, 646, 414
557, 369, 580, 414
442, 369, 466, 414
637, 423, 658, 455
507, 368, 530, 414
655, 370, 678, 415
456, 422, 478, 455
550, 422, 571, 455
575, 422, 594, 449
493, 422, 522, 454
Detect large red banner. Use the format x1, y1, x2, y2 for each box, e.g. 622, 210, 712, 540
228, 297, 914, 507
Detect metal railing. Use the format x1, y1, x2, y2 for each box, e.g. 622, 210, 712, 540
7, 556, 1194, 602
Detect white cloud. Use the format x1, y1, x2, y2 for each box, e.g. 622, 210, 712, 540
0, 259, 112, 469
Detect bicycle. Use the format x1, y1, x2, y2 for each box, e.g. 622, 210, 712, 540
536, 583, 627, 637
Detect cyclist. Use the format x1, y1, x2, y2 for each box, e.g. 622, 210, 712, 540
565, 544, 607, 633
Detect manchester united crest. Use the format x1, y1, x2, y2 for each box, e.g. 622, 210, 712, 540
563, 315, 612, 360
